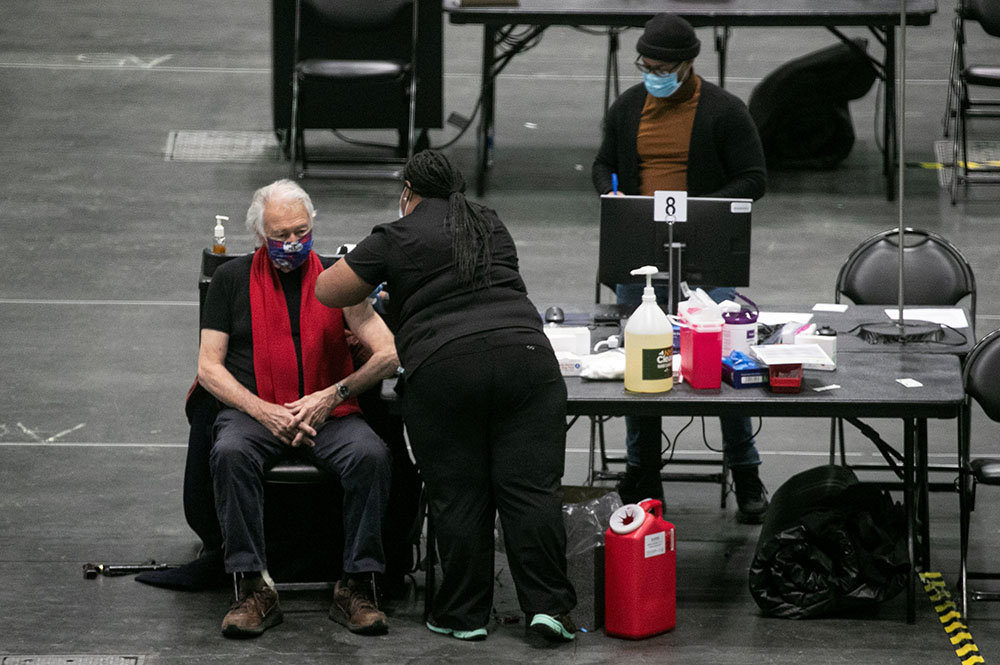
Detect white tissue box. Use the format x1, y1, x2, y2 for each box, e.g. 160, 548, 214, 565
555, 352, 584, 377
544, 326, 591, 356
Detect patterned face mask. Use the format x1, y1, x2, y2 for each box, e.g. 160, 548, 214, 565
266, 230, 313, 270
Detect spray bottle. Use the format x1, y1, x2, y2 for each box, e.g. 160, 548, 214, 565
213, 215, 228, 254
624, 266, 673, 393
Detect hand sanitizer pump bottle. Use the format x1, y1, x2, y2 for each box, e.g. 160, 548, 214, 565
213, 215, 228, 254
624, 266, 673, 393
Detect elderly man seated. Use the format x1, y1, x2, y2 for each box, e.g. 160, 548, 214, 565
195, 179, 398, 638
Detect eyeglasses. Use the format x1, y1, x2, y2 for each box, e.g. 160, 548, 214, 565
635, 57, 684, 77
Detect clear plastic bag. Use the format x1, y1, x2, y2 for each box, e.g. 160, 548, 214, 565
562, 488, 623, 557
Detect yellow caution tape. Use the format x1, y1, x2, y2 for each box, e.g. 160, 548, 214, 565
919, 160, 1000, 170
945, 621, 968, 633
956, 644, 980, 657
919, 572, 987, 663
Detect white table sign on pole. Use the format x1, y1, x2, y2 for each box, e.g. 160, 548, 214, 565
653, 190, 688, 222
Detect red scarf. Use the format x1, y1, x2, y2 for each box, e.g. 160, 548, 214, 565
249, 246, 360, 418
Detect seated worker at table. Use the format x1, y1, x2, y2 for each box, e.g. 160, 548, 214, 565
316, 150, 577, 643
197, 179, 398, 638
591, 14, 769, 523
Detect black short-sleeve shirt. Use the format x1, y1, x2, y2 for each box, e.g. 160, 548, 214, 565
201, 253, 336, 396
344, 198, 548, 373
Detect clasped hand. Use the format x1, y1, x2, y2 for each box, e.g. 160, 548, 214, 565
257, 391, 335, 447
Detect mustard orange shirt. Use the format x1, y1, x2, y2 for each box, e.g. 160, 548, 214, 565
636, 74, 701, 196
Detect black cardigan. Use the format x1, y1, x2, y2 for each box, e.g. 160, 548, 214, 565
592, 78, 767, 200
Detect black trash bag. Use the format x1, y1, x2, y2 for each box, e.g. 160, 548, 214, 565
748, 465, 909, 619
748, 39, 877, 170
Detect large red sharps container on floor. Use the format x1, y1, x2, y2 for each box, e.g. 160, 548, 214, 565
604, 498, 676, 639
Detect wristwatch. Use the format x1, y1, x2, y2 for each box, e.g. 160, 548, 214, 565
335, 382, 351, 400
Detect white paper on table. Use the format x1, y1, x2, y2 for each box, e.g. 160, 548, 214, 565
812, 303, 850, 312
757, 312, 813, 326
750, 343, 835, 370
881, 308, 969, 329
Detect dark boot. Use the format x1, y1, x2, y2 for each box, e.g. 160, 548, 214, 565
616, 464, 665, 506
221, 574, 283, 638
330, 574, 389, 636
731, 465, 769, 524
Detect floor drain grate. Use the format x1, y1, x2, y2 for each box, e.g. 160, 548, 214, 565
2, 658, 145, 665
165, 130, 282, 162
933, 139, 1000, 188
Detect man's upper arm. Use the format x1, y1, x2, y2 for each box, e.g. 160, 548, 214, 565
315, 259, 375, 308
343, 301, 395, 357
592, 104, 620, 194
202, 260, 236, 332
719, 101, 767, 201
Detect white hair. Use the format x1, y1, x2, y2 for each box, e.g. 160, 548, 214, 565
245, 179, 316, 244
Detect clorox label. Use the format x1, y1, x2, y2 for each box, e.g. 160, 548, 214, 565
642, 347, 672, 380
645, 531, 666, 558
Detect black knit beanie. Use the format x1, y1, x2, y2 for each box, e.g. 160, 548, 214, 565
636, 14, 701, 62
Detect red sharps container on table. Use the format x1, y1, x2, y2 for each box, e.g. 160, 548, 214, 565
604, 498, 676, 639
675, 289, 724, 389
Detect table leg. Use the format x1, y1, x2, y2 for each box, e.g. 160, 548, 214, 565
713, 26, 730, 88
603, 29, 621, 114
917, 418, 931, 569
904, 416, 916, 624
958, 399, 971, 618
475, 24, 497, 197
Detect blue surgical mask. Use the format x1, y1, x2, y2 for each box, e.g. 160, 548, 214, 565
267, 230, 313, 270
643, 71, 682, 99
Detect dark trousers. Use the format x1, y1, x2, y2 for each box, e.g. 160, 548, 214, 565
615, 283, 762, 469
210, 408, 392, 575
402, 336, 577, 630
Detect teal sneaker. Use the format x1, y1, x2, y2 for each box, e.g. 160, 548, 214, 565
426, 621, 488, 641
529, 613, 577, 642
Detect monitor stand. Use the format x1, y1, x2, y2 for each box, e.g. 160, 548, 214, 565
663, 219, 684, 315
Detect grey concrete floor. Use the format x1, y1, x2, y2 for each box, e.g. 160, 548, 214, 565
2, 1, 1000, 663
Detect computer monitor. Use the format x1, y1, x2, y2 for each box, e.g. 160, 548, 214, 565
598, 195, 753, 290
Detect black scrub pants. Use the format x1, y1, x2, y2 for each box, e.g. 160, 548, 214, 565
402, 333, 577, 630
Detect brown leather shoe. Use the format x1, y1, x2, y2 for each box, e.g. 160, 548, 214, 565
329, 577, 389, 635
221, 577, 283, 638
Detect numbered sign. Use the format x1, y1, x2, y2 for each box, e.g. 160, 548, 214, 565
653, 190, 688, 222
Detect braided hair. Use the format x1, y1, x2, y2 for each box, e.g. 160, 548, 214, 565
403, 150, 493, 287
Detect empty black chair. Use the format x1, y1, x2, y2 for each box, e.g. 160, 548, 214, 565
835, 228, 976, 319
287, 0, 419, 179
947, 0, 1000, 202
942, 0, 971, 135
830, 228, 976, 469
959, 328, 1000, 617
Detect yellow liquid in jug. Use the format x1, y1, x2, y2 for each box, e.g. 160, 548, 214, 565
624, 331, 674, 393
